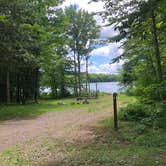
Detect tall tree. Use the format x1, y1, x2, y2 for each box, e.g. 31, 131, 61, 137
65, 6, 99, 96
0, 0, 64, 104
92, 0, 166, 101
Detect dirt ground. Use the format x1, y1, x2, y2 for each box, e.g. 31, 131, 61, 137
0, 108, 111, 152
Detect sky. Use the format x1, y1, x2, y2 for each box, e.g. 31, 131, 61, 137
61, 0, 123, 74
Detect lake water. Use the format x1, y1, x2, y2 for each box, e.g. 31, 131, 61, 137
89, 82, 123, 94
41, 82, 123, 94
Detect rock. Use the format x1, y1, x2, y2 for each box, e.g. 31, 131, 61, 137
76, 97, 83, 101
83, 98, 89, 104
57, 101, 66, 105
70, 102, 75, 105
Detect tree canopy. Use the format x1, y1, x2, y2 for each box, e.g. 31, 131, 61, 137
92, 0, 166, 102
0, 1, 100, 103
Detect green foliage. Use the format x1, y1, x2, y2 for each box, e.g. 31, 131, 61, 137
119, 103, 150, 121
0, 0, 65, 103
119, 102, 166, 129
93, 0, 166, 104
88, 73, 120, 83
152, 101, 166, 128
102, 117, 166, 148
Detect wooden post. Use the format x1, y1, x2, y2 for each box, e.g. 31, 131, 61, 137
113, 93, 118, 130
95, 82, 98, 98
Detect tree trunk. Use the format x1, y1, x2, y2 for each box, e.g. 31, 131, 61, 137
6, 71, 10, 104
74, 48, 78, 97
16, 73, 20, 104
34, 68, 39, 103
77, 54, 81, 96
151, 11, 163, 82
60, 67, 65, 98
85, 56, 89, 95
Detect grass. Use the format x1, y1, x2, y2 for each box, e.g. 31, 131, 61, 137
1, 94, 165, 166
0, 93, 133, 121
41, 119, 165, 166
0, 97, 93, 121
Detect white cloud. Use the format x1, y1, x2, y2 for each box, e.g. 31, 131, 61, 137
88, 61, 123, 74
100, 25, 118, 39
61, 0, 104, 13
90, 43, 123, 58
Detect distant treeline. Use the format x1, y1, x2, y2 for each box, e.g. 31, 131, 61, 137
88, 74, 120, 83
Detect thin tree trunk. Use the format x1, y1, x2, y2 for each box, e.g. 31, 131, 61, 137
60, 66, 65, 98
77, 54, 81, 96
6, 71, 10, 104
74, 48, 78, 97
16, 73, 20, 104
151, 11, 163, 82
88, 82, 90, 95
34, 68, 39, 103
85, 56, 89, 95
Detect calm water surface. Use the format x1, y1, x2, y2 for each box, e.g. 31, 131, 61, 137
89, 82, 123, 93
42, 82, 123, 94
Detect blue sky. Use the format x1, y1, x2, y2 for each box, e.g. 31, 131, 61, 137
62, 0, 123, 74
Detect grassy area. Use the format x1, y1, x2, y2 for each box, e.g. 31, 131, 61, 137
0, 93, 134, 121
42, 119, 166, 166
1, 118, 165, 166
1, 94, 165, 166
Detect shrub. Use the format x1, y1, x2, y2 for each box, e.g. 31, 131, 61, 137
119, 102, 150, 121
152, 101, 166, 128
119, 101, 166, 129
134, 124, 147, 134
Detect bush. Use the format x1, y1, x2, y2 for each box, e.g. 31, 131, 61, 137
152, 102, 166, 128
119, 101, 166, 129
134, 124, 147, 134
141, 81, 166, 103
119, 103, 150, 121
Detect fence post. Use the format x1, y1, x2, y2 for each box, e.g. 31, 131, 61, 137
113, 92, 118, 130
95, 82, 98, 99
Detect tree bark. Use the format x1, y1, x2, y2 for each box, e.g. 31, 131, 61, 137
77, 54, 81, 96
73, 47, 78, 97
85, 56, 89, 95
6, 71, 10, 104
34, 68, 39, 103
16, 73, 20, 104
151, 11, 163, 82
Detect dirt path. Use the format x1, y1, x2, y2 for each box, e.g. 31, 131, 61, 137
0, 108, 111, 152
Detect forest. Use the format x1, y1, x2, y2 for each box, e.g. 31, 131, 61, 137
1, 0, 165, 104
0, 0, 166, 165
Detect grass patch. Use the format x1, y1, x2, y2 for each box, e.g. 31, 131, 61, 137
0, 93, 133, 121
51, 119, 166, 166
0, 98, 91, 121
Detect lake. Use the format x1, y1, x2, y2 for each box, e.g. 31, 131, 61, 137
89, 82, 123, 94
41, 82, 124, 94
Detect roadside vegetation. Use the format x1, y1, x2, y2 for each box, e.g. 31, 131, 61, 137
55, 119, 166, 166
